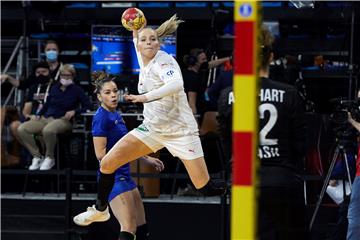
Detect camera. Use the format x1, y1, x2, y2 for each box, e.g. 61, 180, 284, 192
331, 98, 360, 123
330, 98, 360, 139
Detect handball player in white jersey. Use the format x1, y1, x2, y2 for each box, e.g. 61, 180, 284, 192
74, 15, 226, 239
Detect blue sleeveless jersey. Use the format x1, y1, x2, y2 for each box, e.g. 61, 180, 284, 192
92, 106, 136, 201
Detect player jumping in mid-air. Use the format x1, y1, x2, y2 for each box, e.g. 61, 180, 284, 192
74, 14, 226, 240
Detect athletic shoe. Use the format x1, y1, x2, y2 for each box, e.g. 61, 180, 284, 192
40, 157, 55, 170
29, 157, 44, 170
73, 205, 110, 226
198, 179, 227, 196
211, 179, 227, 196
177, 184, 202, 197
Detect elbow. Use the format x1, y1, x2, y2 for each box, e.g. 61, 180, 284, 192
172, 80, 183, 92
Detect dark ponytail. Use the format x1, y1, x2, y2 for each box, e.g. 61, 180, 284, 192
91, 71, 115, 94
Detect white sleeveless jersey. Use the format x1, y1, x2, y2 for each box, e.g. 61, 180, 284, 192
133, 39, 198, 136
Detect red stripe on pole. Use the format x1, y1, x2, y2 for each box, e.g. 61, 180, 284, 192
233, 131, 253, 185
234, 21, 255, 75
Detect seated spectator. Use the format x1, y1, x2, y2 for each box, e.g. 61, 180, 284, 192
1, 40, 63, 160
17, 64, 91, 170
1, 62, 54, 168
21, 62, 54, 120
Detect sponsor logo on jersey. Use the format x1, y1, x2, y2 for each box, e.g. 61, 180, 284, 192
166, 70, 174, 76
136, 124, 149, 132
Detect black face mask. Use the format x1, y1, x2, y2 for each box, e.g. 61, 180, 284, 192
36, 74, 50, 84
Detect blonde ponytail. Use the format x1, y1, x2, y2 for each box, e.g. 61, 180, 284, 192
155, 14, 184, 38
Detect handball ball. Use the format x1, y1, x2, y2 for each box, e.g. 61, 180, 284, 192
121, 8, 146, 31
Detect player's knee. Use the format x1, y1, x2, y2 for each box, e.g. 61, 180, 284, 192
198, 178, 226, 196
17, 123, 26, 135
99, 156, 116, 173
10, 121, 20, 133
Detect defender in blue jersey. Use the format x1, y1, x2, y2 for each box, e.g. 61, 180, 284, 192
92, 106, 135, 202
74, 74, 164, 240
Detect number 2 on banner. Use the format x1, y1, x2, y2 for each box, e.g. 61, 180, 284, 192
259, 103, 278, 145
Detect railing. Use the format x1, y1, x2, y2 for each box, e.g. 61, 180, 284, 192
2, 36, 24, 107
2, 36, 24, 74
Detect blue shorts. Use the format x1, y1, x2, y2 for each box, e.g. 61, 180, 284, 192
108, 176, 137, 202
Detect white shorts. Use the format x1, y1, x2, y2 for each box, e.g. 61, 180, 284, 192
129, 124, 204, 160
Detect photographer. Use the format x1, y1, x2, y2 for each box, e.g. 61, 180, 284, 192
347, 90, 360, 240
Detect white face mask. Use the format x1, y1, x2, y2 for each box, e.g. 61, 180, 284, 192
60, 78, 73, 87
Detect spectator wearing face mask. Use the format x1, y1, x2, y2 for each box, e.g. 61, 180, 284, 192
0, 62, 53, 165
17, 64, 92, 170
0, 39, 63, 89
44, 40, 62, 82
22, 62, 53, 121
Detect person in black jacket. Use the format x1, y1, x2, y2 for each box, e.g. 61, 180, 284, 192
182, 48, 232, 118
257, 26, 307, 240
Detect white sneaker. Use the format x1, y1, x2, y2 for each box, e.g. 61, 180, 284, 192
73, 205, 110, 226
39, 157, 55, 170
29, 157, 44, 170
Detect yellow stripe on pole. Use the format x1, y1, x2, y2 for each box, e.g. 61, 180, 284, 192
233, 74, 257, 132
231, 185, 256, 240
235, 1, 257, 21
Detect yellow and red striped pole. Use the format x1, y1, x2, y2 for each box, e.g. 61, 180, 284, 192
231, 1, 259, 239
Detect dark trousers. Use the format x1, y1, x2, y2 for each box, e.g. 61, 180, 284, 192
258, 186, 307, 240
